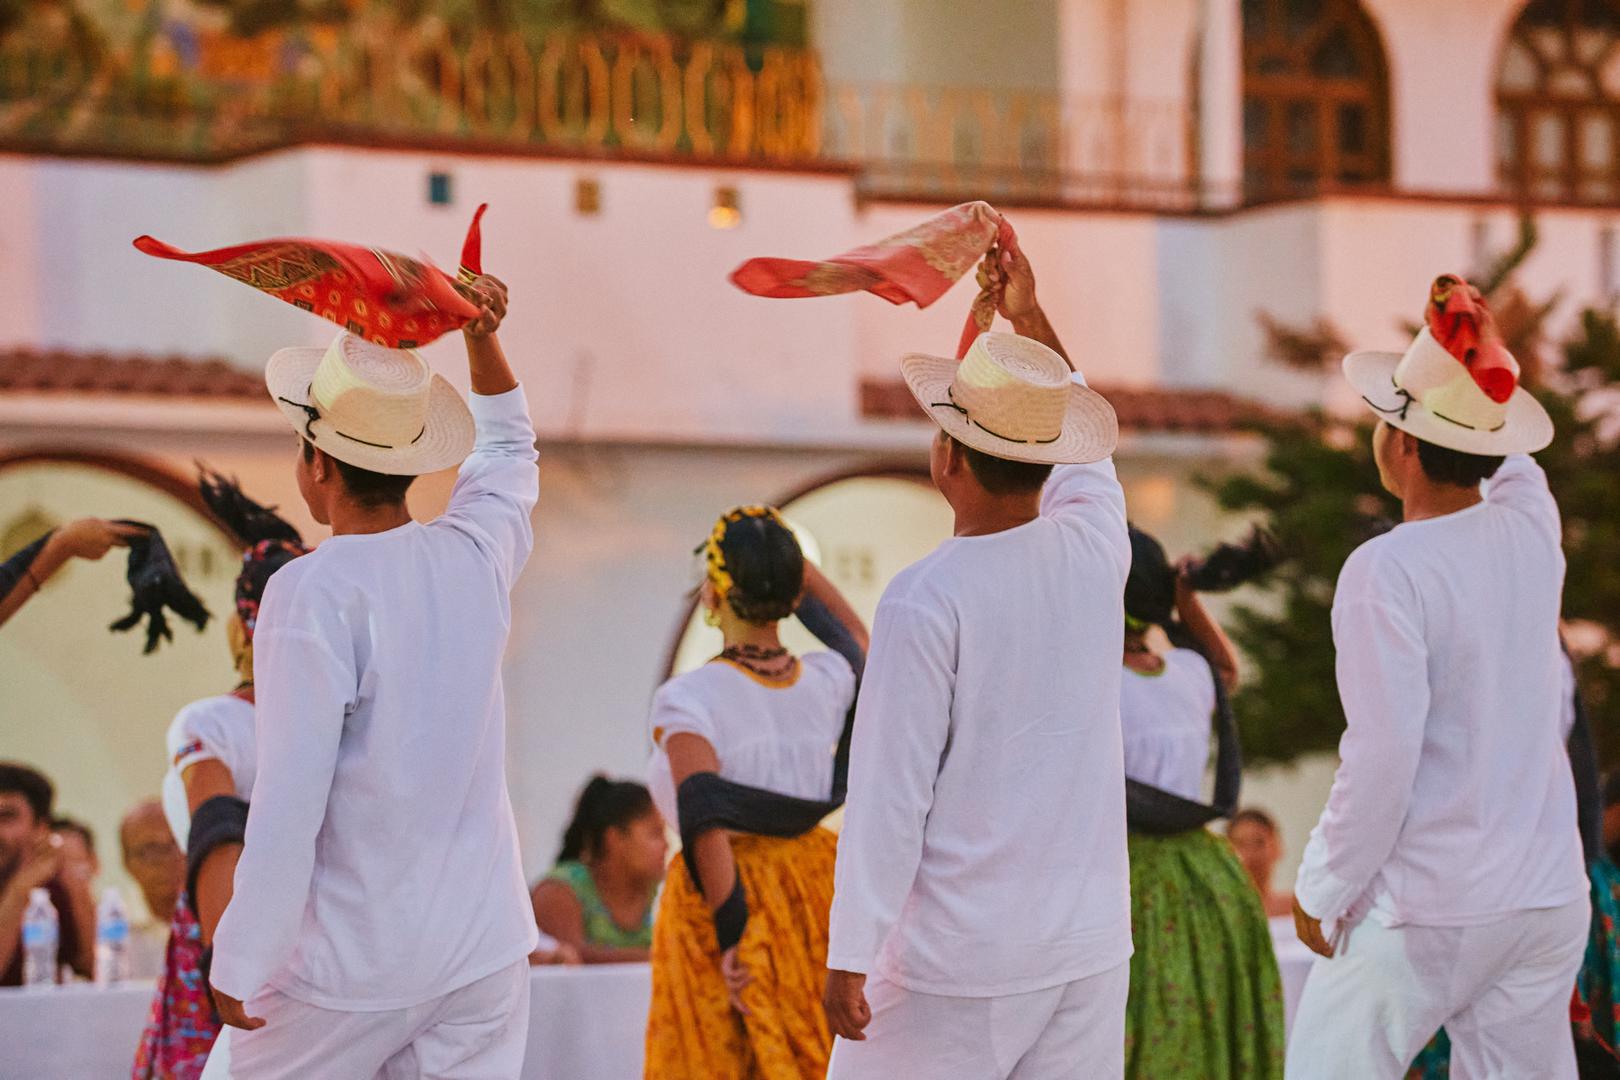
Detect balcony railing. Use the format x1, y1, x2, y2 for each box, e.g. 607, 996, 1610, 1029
0, 26, 1204, 208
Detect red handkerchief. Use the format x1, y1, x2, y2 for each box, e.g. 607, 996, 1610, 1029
1426, 274, 1519, 404
133, 206, 488, 349
730, 200, 1019, 358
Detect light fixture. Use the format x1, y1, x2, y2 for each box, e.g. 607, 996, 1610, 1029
575, 177, 601, 216
708, 185, 741, 229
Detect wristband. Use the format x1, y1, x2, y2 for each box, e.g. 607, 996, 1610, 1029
712, 879, 748, 952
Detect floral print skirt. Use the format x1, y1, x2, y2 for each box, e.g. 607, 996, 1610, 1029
645, 828, 837, 1080
1124, 828, 1286, 1080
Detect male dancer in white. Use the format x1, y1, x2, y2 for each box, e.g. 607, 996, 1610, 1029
824, 249, 1133, 1079
208, 275, 541, 1079
1289, 278, 1588, 1079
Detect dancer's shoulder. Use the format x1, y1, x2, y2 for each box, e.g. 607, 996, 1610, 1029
1335, 532, 1422, 605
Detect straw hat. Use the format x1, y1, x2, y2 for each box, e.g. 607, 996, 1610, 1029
266, 333, 475, 476
1343, 325, 1553, 456
899, 331, 1118, 465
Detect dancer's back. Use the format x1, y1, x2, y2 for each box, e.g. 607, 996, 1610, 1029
214, 388, 539, 1010
831, 458, 1132, 996
1316, 454, 1584, 925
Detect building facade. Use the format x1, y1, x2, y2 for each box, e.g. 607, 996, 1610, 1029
2, 0, 1611, 888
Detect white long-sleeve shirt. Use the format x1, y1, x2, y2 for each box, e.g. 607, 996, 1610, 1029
211, 386, 541, 1010
1119, 648, 1216, 802
1295, 454, 1585, 933
161, 694, 256, 850
827, 459, 1133, 997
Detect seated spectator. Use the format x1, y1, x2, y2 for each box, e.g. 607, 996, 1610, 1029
0, 762, 93, 983
532, 777, 666, 963
120, 799, 184, 980
51, 816, 99, 884
1228, 807, 1295, 918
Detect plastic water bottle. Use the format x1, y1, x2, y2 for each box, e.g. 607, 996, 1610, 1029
94, 887, 131, 986
21, 887, 58, 988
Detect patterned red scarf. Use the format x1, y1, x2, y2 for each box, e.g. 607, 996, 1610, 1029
134, 204, 491, 349
730, 200, 1019, 358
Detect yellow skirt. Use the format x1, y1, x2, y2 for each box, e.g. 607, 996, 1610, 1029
644, 828, 837, 1080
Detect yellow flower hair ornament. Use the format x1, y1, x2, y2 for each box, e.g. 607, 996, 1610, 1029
703, 505, 789, 602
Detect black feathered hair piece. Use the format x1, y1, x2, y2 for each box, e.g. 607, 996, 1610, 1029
1125, 524, 1284, 636
195, 465, 309, 637
108, 521, 211, 653
1184, 526, 1285, 594
197, 464, 304, 548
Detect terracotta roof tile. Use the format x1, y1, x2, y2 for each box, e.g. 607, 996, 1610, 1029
0, 347, 266, 402
858, 376, 1287, 435
0, 348, 1288, 434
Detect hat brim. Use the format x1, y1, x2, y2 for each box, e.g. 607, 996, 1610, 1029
899, 352, 1119, 465
266, 346, 476, 476
1343, 350, 1554, 456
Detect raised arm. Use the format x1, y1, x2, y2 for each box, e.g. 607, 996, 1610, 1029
1484, 454, 1561, 547
459, 274, 518, 396
796, 561, 869, 677
1172, 571, 1240, 692
441, 273, 539, 580
0, 520, 144, 629
977, 241, 1071, 367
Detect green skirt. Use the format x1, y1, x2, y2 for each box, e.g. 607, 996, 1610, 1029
1124, 828, 1286, 1080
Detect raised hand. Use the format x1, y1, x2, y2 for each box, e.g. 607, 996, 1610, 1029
11, 833, 64, 894
52, 519, 145, 562
457, 274, 509, 338
975, 243, 1039, 323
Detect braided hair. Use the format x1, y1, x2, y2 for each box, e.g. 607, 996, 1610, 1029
701, 506, 805, 625
558, 776, 656, 864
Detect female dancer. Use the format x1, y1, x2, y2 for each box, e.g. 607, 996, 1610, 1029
134, 470, 307, 1080
533, 776, 665, 963
1119, 526, 1285, 1080
644, 506, 867, 1079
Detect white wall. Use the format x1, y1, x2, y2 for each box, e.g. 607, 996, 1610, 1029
1364, 0, 1526, 195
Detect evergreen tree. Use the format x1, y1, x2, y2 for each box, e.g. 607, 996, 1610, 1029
1214, 225, 1620, 765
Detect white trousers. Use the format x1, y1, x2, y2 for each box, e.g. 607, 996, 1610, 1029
224, 959, 531, 1080
1286, 898, 1588, 1080
199, 1028, 232, 1079
827, 961, 1130, 1080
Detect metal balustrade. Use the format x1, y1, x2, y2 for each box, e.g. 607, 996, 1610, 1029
0, 27, 1204, 208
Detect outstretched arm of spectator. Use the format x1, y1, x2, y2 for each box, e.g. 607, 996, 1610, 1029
0, 520, 144, 629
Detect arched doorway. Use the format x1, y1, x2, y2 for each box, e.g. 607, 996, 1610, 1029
1497, 0, 1620, 202
1241, 0, 1392, 201
0, 450, 240, 925
664, 467, 949, 677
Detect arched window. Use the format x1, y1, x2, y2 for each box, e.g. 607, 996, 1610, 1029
1498, 0, 1620, 202
1242, 0, 1391, 200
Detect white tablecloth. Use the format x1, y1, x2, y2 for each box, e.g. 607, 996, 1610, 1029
0, 964, 652, 1080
